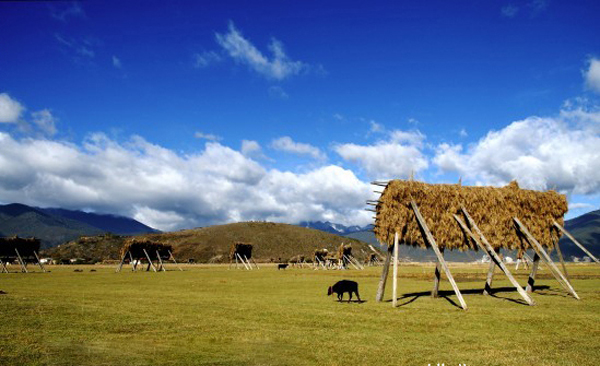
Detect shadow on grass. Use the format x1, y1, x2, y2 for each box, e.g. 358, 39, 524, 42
335, 299, 367, 304
386, 285, 551, 308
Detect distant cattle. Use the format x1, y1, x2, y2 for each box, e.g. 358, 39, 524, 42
278, 264, 289, 270
328, 280, 361, 303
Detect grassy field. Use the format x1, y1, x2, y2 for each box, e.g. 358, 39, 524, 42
1, 263, 599, 366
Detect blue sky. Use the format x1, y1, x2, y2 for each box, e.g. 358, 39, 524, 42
1, 0, 600, 230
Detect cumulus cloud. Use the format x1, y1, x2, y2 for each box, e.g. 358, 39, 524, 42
0, 133, 372, 230
31, 109, 58, 137
433, 108, 600, 194
0, 93, 24, 123
194, 131, 222, 141
215, 22, 307, 80
584, 58, 600, 94
335, 130, 429, 180
270, 136, 326, 160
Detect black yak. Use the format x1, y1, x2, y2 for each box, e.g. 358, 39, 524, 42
278, 263, 289, 270
328, 280, 361, 302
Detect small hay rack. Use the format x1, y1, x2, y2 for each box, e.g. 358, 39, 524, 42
336, 243, 364, 270
116, 239, 182, 272
371, 179, 594, 310
0, 236, 45, 273
229, 242, 259, 270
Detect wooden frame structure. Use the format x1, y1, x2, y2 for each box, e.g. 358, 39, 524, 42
116, 242, 182, 273
229, 242, 259, 270
373, 180, 581, 309
0, 237, 46, 273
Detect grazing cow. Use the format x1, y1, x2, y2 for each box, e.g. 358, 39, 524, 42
328, 280, 361, 303
278, 263, 289, 270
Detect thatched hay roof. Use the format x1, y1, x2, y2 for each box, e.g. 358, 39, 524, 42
0, 236, 40, 258
120, 239, 172, 259
336, 244, 352, 259
314, 249, 329, 261
374, 180, 567, 251
229, 242, 253, 260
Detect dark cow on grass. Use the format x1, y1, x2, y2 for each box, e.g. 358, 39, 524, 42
328, 280, 361, 303
278, 263, 289, 270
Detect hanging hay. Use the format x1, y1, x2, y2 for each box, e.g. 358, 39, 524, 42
336, 244, 353, 259
374, 180, 567, 251
229, 242, 253, 261
0, 236, 41, 259
120, 239, 172, 260
314, 249, 329, 262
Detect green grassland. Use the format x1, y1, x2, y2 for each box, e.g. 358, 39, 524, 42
1, 263, 599, 366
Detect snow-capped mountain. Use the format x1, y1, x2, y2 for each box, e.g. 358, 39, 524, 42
297, 221, 372, 235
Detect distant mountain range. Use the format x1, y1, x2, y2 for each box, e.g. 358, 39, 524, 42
298, 221, 371, 235
341, 209, 600, 262
0, 203, 158, 248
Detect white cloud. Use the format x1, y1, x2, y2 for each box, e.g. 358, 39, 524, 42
0, 93, 24, 123
50, 2, 85, 22
0, 132, 372, 230
31, 109, 58, 136
193, 51, 221, 68
501, 5, 519, 18
268, 86, 289, 99
335, 129, 429, 180
270, 136, 326, 160
112, 56, 122, 69
215, 22, 307, 80
459, 128, 468, 137
568, 202, 593, 211
194, 131, 222, 141
369, 120, 384, 134
241, 139, 271, 161
433, 108, 600, 194
584, 58, 600, 94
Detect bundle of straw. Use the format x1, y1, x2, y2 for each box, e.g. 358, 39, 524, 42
374, 180, 567, 251
0, 236, 41, 258
229, 242, 253, 260
120, 238, 172, 260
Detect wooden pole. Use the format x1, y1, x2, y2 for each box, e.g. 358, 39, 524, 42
526, 253, 540, 293
455, 211, 535, 306
553, 236, 569, 282
128, 252, 135, 271
116, 250, 128, 273
392, 232, 399, 308
156, 250, 166, 272
411, 201, 467, 310
483, 260, 495, 296
553, 221, 600, 265
33, 251, 46, 273
168, 250, 183, 271
142, 249, 157, 272
431, 248, 444, 298
0, 259, 8, 273
236, 253, 250, 270
14, 248, 28, 273
375, 242, 393, 302
349, 255, 365, 270
514, 218, 579, 300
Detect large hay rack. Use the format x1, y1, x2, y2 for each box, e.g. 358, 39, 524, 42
229, 242, 259, 270
371, 179, 595, 309
0, 236, 45, 273
116, 239, 182, 272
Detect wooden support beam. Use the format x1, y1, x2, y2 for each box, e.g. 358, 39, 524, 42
128, 251, 135, 271
116, 250, 128, 272
156, 250, 166, 272
431, 248, 444, 298
553, 221, 600, 265
14, 248, 28, 273
454, 211, 535, 305
33, 251, 46, 273
526, 253, 540, 293
483, 260, 495, 296
236, 253, 250, 270
168, 250, 183, 271
0, 259, 9, 273
412, 201, 467, 310
142, 249, 157, 272
553, 236, 569, 282
514, 218, 579, 300
392, 232, 399, 308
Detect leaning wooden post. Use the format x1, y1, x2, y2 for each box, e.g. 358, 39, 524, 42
33, 251, 46, 273
236, 253, 250, 270
168, 250, 183, 271
14, 248, 28, 273
514, 218, 579, 300
553, 235, 569, 282
0, 259, 9, 273
156, 250, 166, 272
116, 250, 129, 273
553, 221, 600, 265
128, 251, 135, 271
142, 249, 157, 272
392, 232, 399, 308
412, 201, 468, 310
432, 248, 444, 298
526, 253, 540, 293
483, 260, 495, 296
455, 210, 535, 305
376, 242, 394, 302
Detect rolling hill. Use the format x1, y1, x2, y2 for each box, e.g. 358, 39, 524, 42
0, 203, 157, 248
43, 221, 374, 263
